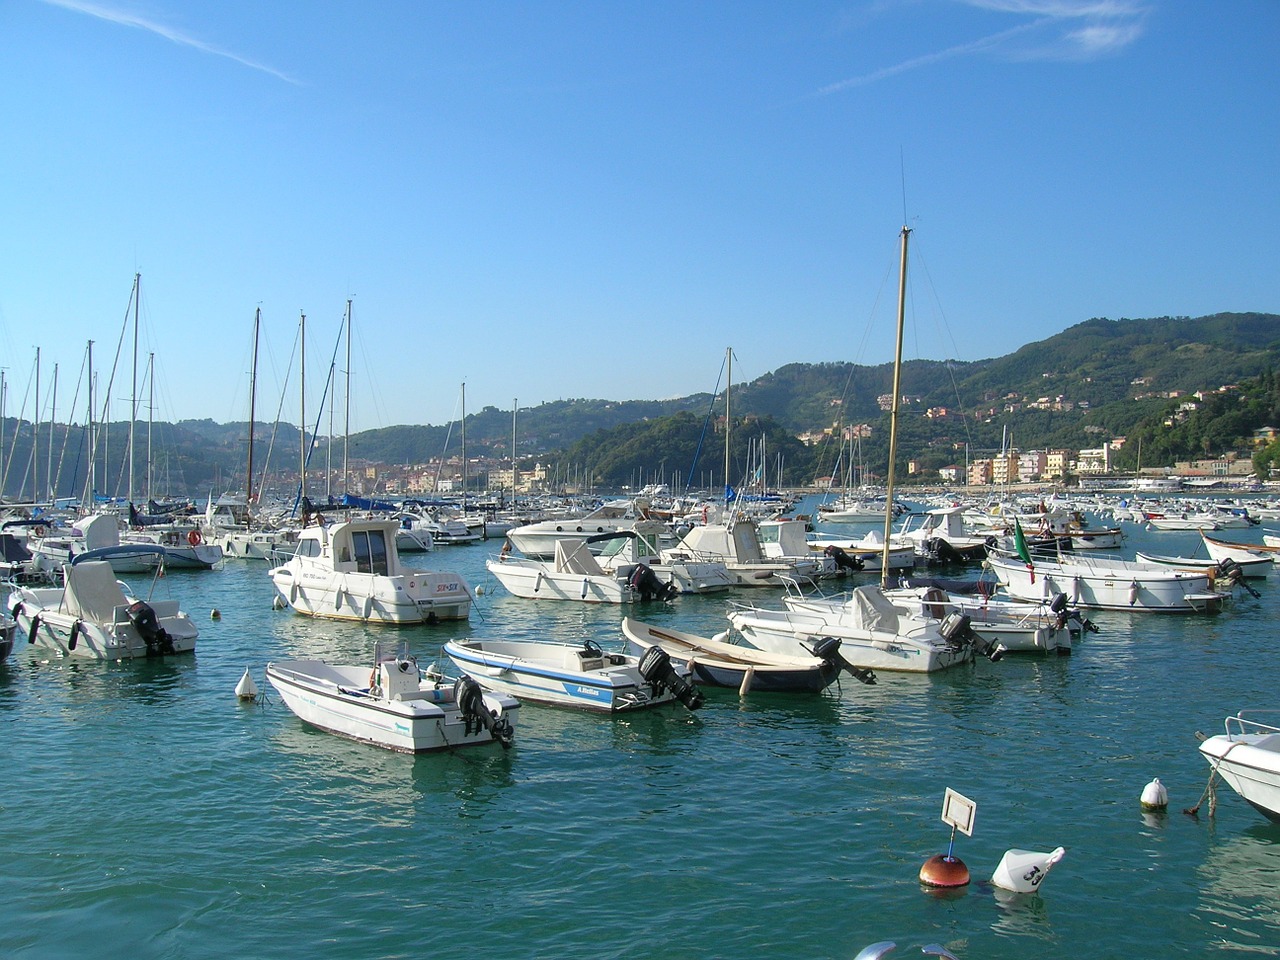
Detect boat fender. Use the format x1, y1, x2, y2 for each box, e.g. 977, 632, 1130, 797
68, 619, 82, 651
9, 598, 22, 620
27, 613, 39, 644
636, 645, 704, 710
1128, 580, 1139, 606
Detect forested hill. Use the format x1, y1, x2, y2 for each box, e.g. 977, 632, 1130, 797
5, 313, 1279, 498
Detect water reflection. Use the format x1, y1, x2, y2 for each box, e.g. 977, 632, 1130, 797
1196, 822, 1280, 947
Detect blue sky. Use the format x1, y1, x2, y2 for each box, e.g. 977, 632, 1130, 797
1, 1, 1276, 434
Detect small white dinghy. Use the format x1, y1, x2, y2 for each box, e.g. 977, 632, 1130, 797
443, 637, 704, 713
266, 641, 517, 752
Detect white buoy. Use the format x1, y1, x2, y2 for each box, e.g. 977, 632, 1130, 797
235, 667, 259, 702
210, 608, 221, 620
475, 585, 485, 596
991, 846, 1065, 894
1140, 777, 1168, 811
272, 595, 285, 610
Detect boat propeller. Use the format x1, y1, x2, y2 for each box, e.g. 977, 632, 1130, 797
637, 644, 704, 710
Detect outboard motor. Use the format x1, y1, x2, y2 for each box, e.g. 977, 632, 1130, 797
1216, 558, 1261, 598
126, 600, 175, 656
812, 635, 876, 684
823, 545, 864, 573
453, 675, 514, 748
629, 563, 678, 601
637, 645, 704, 710
939, 611, 1004, 662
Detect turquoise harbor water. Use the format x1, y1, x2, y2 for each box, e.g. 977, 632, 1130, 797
3, 502, 1280, 959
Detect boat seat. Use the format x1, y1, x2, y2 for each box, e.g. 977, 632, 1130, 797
63, 560, 129, 622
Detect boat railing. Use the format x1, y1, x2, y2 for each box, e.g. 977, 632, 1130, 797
1224, 711, 1280, 740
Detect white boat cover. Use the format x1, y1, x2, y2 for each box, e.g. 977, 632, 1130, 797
843, 585, 901, 633
554, 539, 607, 576
63, 560, 128, 621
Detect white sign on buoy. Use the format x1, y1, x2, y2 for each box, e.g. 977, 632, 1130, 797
942, 787, 976, 836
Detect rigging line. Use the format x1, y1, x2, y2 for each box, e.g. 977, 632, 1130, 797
910, 238, 977, 454
0, 351, 36, 497
291, 317, 347, 516
259, 319, 301, 505
685, 351, 727, 490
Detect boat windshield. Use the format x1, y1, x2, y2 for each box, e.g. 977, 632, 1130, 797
352, 529, 390, 575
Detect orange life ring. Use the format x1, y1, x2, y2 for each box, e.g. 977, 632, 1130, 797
33, 525, 46, 538
187, 529, 202, 546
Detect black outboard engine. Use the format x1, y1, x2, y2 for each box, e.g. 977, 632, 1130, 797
126, 600, 175, 656
453, 675, 514, 748
1216, 558, 1262, 598
629, 563, 678, 601
939, 611, 1004, 662
823, 545, 864, 573
812, 635, 876, 684
637, 645, 704, 710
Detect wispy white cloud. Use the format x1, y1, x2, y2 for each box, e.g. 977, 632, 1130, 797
39, 0, 298, 84
818, 0, 1148, 93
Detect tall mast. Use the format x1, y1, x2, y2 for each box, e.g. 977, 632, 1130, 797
85, 342, 94, 506
511, 398, 518, 501
723, 346, 731, 513
880, 225, 910, 588
343, 299, 351, 494
33, 347, 40, 505
129, 272, 139, 507
247, 308, 259, 505
299, 311, 306, 505
0, 370, 6, 496
145, 353, 154, 500
47, 363, 57, 501
460, 382, 467, 512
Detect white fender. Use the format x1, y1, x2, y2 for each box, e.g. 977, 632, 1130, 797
992, 845, 1066, 894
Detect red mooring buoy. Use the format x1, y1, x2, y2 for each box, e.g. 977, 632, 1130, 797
919, 854, 970, 888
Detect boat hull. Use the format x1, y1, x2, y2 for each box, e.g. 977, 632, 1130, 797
987, 553, 1227, 613
443, 639, 687, 712
266, 660, 518, 752
486, 557, 634, 603
1200, 723, 1280, 822
621, 618, 841, 692
270, 569, 471, 622
10, 592, 198, 660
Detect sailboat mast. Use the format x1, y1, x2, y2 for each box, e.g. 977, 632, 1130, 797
723, 346, 731, 512
511, 398, 518, 502
247, 308, 259, 506
880, 225, 910, 588
146, 353, 154, 501
85, 342, 94, 505
33, 347, 40, 505
461, 382, 467, 512
299, 311, 306, 505
343, 299, 351, 494
129, 272, 139, 507
47, 363, 57, 501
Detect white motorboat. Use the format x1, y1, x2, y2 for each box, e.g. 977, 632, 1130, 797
486, 537, 678, 603
269, 517, 472, 623
728, 584, 994, 674
266, 641, 517, 752
621, 616, 870, 693
9, 552, 198, 659
593, 527, 734, 595
1198, 711, 1280, 822
882, 584, 1082, 655
662, 520, 820, 587
123, 526, 224, 569
1135, 550, 1269, 593
808, 532, 917, 574
29, 513, 163, 576
443, 637, 704, 712
505, 498, 652, 559
985, 551, 1229, 613
896, 505, 996, 564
